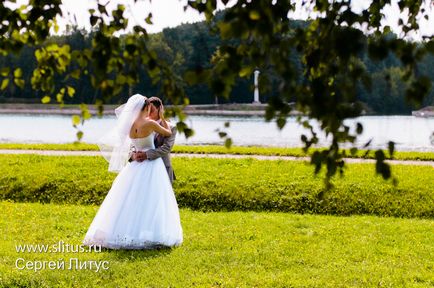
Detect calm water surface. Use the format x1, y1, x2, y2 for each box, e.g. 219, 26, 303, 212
1, 114, 433, 151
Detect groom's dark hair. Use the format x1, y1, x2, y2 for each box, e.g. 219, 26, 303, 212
148, 96, 162, 110
141, 98, 150, 111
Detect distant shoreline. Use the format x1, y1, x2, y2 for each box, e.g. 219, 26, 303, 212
0, 103, 432, 117
412, 106, 434, 117
0, 108, 268, 117
0, 103, 300, 117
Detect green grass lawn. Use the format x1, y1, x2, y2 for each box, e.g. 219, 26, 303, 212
1, 143, 433, 161
1, 155, 433, 218
0, 143, 100, 151
1, 201, 433, 287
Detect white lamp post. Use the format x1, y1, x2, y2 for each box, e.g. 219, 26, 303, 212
253, 69, 260, 104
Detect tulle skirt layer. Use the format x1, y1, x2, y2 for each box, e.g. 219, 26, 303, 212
83, 158, 183, 249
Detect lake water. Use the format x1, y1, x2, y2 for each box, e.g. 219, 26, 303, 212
1, 114, 433, 151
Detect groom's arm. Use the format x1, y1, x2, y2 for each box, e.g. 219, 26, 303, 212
145, 126, 177, 161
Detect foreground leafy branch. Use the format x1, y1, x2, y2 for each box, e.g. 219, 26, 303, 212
0, 0, 432, 185
185, 0, 433, 185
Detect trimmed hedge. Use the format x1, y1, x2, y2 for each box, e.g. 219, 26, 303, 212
0, 155, 433, 218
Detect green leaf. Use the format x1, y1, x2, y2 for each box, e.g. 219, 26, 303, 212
41, 96, 51, 104
70, 69, 80, 79
116, 74, 127, 85
76, 131, 83, 141
98, 4, 107, 15
356, 123, 363, 134
14, 68, 23, 78
13, 78, 25, 89
276, 117, 286, 130
388, 141, 395, 158
224, 138, 232, 148
0, 67, 9, 77
82, 111, 91, 120
310, 151, 322, 174
378, 162, 391, 179
375, 150, 385, 162
184, 128, 194, 138
176, 121, 187, 131
249, 10, 260, 20
96, 99, 104, 116
90, 15, 98, 26
72, 115, 81, 126
1, 79, 9, 90
145, 13, 153, 24
239, 66, 252, 78
67, 86, 75, 97
350, 147, 358, 156
80, 104, 92, 120
56, 93, 63, 103
53, 20, 59, 33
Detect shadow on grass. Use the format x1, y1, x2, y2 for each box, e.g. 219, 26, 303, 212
101, 245, 178, 261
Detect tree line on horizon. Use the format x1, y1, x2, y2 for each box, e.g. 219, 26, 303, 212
1, 14, 433, 115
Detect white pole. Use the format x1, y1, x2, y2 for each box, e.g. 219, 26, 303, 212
253, 70, 260, 104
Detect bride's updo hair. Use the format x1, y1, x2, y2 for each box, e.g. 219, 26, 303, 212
141, 97, 150, 111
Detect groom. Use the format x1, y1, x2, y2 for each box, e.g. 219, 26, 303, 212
129, 96, 177, 183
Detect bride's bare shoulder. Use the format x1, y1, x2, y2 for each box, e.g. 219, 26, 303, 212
132, 118, 145, 128
137, 119, 159, 130
140, 118, 155, 125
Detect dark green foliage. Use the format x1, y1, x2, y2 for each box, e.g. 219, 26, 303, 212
0, 155, 432, 218
1, 16, 433, 112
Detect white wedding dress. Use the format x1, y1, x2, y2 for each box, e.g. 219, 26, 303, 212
83, 133, 183, 249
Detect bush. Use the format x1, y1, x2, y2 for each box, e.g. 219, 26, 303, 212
0, 155, 432, 218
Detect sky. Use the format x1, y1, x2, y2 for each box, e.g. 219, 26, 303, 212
57, 0, 206, 34
10, 0, 434, 40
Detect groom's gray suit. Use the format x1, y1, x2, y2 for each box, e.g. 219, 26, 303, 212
146, 124, 177, 183
129, 123, 177, 183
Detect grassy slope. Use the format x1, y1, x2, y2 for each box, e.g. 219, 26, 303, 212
0, 155, 433, 218
0, 143, 433, 161
0, 201, 433, 287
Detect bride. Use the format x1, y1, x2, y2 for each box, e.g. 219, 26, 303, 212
83, 94, 183, 249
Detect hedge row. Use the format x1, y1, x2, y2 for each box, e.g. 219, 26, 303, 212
0, 154, 433, 218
